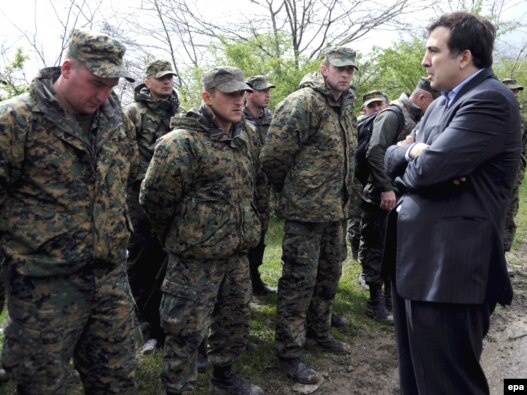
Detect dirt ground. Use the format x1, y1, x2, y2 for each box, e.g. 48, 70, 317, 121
265, 244, 527, 395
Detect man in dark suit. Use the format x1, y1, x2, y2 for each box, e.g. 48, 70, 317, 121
383, 12, 522, 394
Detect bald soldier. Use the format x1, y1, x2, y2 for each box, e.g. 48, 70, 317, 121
0, 29, 138, 394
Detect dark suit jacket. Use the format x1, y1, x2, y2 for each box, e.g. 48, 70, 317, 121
383, 69, 521, 306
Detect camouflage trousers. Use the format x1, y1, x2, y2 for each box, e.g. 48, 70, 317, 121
160, 253, 252, 394
359, 201, 388, 286
2, 262, 138, 395
275, 220, 347, 360
503, 183, 520, 252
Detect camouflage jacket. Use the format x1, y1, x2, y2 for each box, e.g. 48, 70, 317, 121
0, 67, 138, 277
125, 84, 184, 181
243, 106, 272, 218
140, 104, 261, 260
243, 106, 273, 148
260, 72, 357, 222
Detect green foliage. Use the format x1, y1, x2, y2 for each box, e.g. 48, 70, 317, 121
493, 55, 527, 109
355, 36, 427, 105
217, 32, 320, 110
176, 32, 321, 111
0, 48, 30, 101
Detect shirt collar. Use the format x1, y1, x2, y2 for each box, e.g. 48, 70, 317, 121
443, 68, 486, 105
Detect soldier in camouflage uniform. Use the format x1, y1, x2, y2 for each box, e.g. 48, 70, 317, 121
140, 67, 264, 395
125, 60, 184, 354
260, 47, 358, 385
501, 78, 526, 258
360, 77, 438, 321
0, 29, 138, 394
349, 90, 389, 291
243, 74, 275, 295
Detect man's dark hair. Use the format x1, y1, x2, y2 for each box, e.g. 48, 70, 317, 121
427, 12, 495, 69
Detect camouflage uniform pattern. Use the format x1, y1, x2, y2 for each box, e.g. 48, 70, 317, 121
66, 29, 135, 82
260, 69, 356, 360
0, 65, 138, 392
260, 72, 357, 222
504, 114, 527, 251
125, 80, 184, 342
275, 220, 347, 359
3, 263, 137, 394
360, 93, 423, 286
126, 85, 184, 181
140, 103, 260, 392
159, 253, 251, 393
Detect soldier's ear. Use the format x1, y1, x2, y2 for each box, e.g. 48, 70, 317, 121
320, 64, 329, 78
202, 90, 212, 105
61, 59, 75, 79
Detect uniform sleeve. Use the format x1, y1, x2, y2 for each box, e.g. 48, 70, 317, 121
122, 111, 140, 186
0, 99, 29, 207
139, 131, 195, 242
366, 111, 400, 191
259, 94, 311, 192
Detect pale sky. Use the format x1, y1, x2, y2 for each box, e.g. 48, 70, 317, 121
1, 0, 526, 80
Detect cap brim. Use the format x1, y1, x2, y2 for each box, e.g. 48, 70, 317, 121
92, 69, 135, 83
330, 60, 359, 70
363, 98, 384, 107
153, 70, 177, 79
217, 81, 253, 93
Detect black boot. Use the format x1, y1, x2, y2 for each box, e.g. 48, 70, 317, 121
331, 313, 349, 328
366, 284, 393, 324
211, 365, 264, 395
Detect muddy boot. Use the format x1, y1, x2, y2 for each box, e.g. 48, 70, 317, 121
366, 284, 393, 324
278, 357, 321, 385
211, 365, 264, 395
197, 339, 209, 373
331, 313, 349, 328
383, 280, 392, 312
305, 332, 351, 354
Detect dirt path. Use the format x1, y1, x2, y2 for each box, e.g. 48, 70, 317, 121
284, 250, 527, 395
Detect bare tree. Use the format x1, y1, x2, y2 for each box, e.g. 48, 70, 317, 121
132, 0, 432, 71
3, 0, 104, 68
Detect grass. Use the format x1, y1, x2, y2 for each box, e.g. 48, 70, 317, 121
1, 176, 526, 393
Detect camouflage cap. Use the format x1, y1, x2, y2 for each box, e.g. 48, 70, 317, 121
246, 75, 276, 90
416, 77, 440, 99
502, 78, 524, 91
66, 29, 135, 83
145, 60, 176, 79
201, 66, 253, 93
362, 90, 388, 107
323, 46, 358, 69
